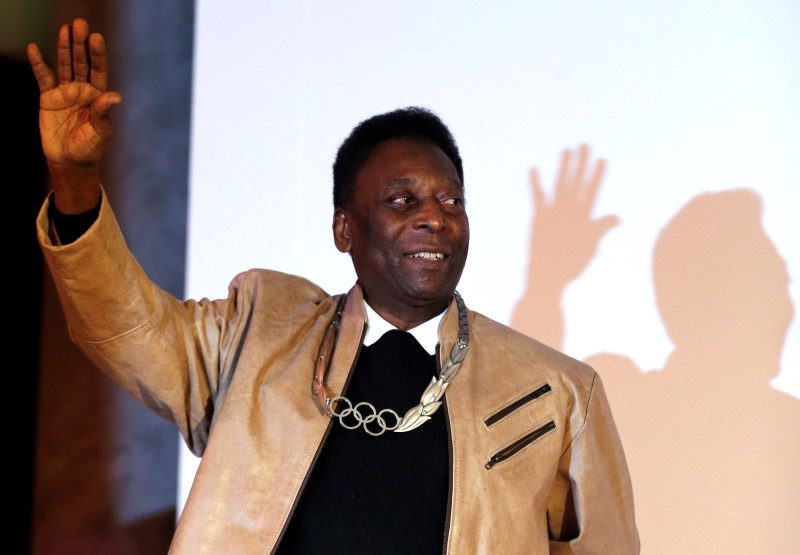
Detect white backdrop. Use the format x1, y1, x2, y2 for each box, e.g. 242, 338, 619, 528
181, 1, 799, 552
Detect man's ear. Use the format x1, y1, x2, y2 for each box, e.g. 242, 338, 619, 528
333, 209, 351, 253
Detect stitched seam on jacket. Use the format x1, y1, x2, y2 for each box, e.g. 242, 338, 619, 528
558, 371, 597, 458
72, 319, 150, 344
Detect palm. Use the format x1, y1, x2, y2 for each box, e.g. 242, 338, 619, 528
28, 18, 120, 174
39, 81, 106, 166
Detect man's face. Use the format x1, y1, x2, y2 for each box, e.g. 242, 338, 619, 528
333, 138, 470, 325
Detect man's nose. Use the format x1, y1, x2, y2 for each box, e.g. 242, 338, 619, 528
414, 198, 444, 232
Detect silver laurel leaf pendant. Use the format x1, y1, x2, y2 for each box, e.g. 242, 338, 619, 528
421, 376, 448, 405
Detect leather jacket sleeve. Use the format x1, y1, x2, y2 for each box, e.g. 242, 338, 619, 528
547, 372, 640, 554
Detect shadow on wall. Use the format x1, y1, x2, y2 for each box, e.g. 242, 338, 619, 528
511, 147, 799, 555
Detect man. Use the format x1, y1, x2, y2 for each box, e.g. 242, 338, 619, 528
29, 18, 638, 554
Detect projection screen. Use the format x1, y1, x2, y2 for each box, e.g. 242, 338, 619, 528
183, 2, 799, 552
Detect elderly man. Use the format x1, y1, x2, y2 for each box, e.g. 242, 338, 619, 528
29, 18, 638, 554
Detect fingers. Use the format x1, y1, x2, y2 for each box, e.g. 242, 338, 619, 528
56, 22, 72, 84
94, 91, 123, 117
71, 18, 91, 83
27, 42, 55, 92
88, 32, 110, 92
89, 91, 122, 142
55, 18, 94, 85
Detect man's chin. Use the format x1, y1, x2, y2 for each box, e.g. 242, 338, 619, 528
403, 283, 458, 306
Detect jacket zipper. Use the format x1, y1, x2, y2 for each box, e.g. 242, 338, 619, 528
484, 420, 556, 470
483, 383, 552, 427
441, 345, 453, 555
268, 321, 366, 554
441, 399, 454, 555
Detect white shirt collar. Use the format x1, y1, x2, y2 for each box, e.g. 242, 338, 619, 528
363, 301, 444, 355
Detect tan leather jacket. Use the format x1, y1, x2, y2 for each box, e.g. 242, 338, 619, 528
38, 191, 639, 554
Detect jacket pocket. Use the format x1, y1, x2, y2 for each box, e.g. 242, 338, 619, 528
483, 383, 552, 427
485, 420, 557, 469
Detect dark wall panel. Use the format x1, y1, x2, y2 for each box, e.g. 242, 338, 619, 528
26, 1, 194, 553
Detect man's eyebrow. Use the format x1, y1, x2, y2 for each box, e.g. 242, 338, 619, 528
387, 177, 416, 187
386, 176, 462, 188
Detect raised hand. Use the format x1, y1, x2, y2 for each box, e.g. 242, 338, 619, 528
27, 18, 122, 213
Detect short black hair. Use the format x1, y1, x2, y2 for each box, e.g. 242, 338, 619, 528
332, 106, 464, 208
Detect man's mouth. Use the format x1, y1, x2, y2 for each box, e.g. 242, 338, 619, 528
406, 252, 445, 260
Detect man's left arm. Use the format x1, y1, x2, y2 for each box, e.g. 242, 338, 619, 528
547, 372, 640, 554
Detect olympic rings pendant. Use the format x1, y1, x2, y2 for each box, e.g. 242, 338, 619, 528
329, 396, 402, 436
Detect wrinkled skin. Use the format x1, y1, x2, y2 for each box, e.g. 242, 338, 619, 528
27, 18, 122, 214
333, 139, 470, 330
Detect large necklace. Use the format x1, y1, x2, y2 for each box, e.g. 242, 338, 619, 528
311, 291, 469, 436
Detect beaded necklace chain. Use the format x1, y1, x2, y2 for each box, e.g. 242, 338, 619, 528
311, 291, 469, 436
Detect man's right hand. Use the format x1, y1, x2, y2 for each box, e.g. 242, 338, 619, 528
27, 18, 121, 214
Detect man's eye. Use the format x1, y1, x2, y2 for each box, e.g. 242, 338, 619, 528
391, 195, 414, 206
442, 196, 464, 206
